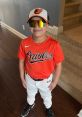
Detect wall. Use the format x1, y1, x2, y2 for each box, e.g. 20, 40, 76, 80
0, 0, 62, 36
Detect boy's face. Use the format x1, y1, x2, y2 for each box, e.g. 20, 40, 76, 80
28, 17, 48, 38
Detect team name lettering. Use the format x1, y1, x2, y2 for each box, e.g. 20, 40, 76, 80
26, 51, 53, 63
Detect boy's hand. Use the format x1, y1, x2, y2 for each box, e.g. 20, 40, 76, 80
48, 81, 57, 91
22, 79, 27, 89
48, 63, 62, 91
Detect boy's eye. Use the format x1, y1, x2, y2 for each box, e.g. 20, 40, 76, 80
29, 21, 35, 27
30, 21, 35, 27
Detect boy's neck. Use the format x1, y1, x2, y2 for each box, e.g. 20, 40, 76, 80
32, 35, 48, 43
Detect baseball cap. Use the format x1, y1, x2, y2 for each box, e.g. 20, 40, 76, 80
27, 8, 49, 23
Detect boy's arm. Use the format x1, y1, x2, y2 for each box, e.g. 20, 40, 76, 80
19, 59, 27, 89
49, 62, 62, 91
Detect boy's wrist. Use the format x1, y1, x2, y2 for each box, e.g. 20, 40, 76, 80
52, 78, 58, 85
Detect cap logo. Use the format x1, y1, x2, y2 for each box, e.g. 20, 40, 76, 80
34, 8, 42, 14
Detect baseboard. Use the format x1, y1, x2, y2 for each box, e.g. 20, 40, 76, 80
1, 21, 27, 39
58, 79, 82, 104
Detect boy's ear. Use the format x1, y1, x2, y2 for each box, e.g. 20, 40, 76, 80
46, 23, 48, 28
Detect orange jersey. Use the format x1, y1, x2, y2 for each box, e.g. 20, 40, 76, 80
18, 36, 64, 79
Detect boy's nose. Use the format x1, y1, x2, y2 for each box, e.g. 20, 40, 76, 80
35, 22, 39, 28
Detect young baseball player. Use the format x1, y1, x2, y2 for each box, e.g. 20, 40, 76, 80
18, 7, 64, 117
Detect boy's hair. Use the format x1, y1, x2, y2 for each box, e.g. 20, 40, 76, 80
27, 8, 49, 23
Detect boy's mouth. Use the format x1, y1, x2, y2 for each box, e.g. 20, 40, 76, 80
33, 29, 42, 32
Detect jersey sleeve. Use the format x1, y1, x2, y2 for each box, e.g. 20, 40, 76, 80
53, 42, 64, 64
18, 40, 25, 59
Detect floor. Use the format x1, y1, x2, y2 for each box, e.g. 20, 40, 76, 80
64, 25, 82, 44
0, 25, 82, 117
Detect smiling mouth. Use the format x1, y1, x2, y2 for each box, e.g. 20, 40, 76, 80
34, 29, 42, 32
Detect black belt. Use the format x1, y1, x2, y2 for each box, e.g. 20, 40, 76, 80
33, 78, 44, 81
25, 72, 47, 81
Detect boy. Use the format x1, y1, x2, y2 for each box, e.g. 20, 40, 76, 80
18, 8, 64, 117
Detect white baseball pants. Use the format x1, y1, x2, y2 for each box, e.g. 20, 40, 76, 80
25, 73, 53, 109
